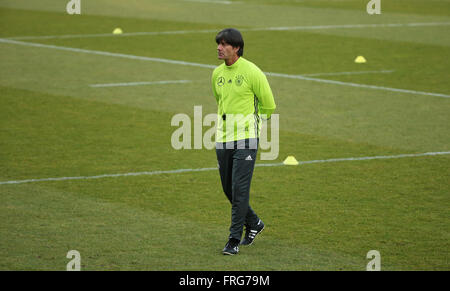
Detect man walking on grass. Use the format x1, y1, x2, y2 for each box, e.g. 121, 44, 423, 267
211, 28, 276, 255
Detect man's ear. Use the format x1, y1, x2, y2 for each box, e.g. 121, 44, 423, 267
233, 46, 240, 54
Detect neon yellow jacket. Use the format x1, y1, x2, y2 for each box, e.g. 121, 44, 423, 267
211, 57, 276, 143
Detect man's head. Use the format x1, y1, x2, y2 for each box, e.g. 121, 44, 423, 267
215, 28, 244, 65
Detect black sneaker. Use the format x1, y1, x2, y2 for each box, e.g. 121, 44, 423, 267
240, 220, 265, 246
222, 238, 240, 255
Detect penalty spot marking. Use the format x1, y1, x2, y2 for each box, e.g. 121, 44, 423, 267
1, 151, 449, 185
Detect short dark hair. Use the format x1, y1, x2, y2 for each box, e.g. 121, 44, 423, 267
215, 28, 244, 57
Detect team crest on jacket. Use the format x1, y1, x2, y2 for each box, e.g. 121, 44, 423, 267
235, 75, 244, 86
217, 76, 225, 87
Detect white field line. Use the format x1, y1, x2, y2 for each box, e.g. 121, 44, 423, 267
258, 22, 450, 32
6, 22, 450, 40
90, 80, 192, 88
1, 151, 449, 185
0, 38, 449, 99
301, 70, 394, 77
0, 38, 216, 69
7, 29, 221, 40
264, 72, 450, 98
90, 72, 390, 88
184, 0, 236, 4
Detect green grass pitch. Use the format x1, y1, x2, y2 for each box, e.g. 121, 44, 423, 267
0, 0, 449, 270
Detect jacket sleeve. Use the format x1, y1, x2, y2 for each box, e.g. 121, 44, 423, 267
252, 68, 276, 119
211, 70, 219, 103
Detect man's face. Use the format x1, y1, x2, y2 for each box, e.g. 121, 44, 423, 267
217, 40, 239, 61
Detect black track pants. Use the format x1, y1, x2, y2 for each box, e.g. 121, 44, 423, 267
216, 139, 260, 241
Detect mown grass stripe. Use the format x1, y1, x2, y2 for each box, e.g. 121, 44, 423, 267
1, 38, 449, 98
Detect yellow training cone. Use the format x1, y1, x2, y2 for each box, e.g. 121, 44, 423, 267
113, 28, 123, 35
354, 56, 367, 63
283, 156, 299, 166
